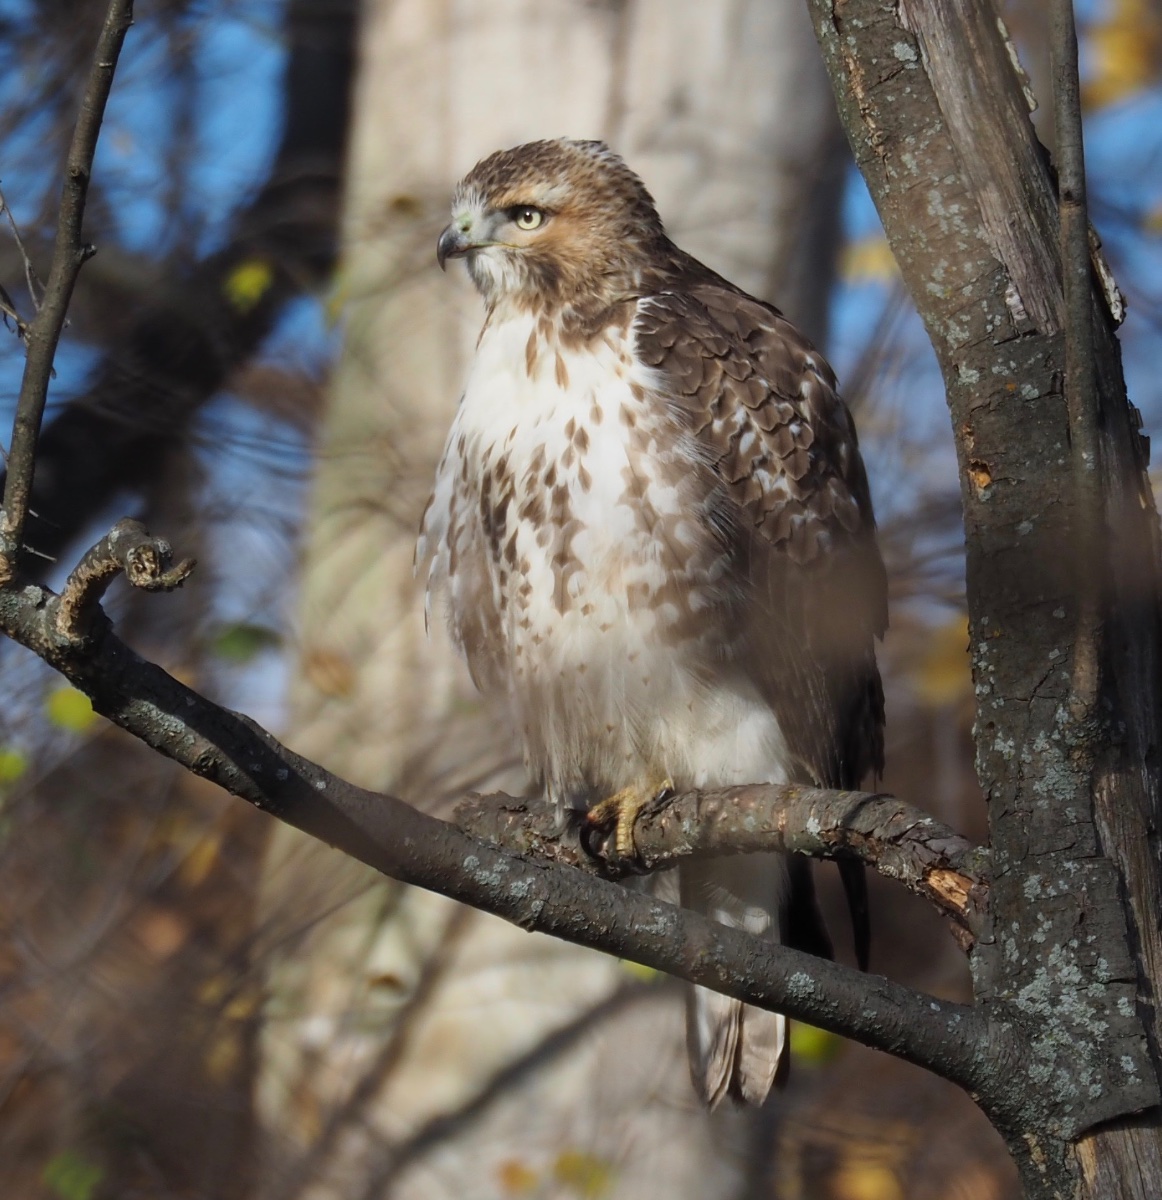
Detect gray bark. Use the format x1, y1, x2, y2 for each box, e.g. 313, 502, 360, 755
808, 0, 1162, 1193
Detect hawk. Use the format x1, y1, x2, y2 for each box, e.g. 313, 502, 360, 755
418, 139, 885, 1107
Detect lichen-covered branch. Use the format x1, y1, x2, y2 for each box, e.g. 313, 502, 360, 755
0, 531, 990, 1097
457, 785, 988, 945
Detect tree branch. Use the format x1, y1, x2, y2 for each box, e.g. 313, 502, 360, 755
0, 0, 135, 582
0, 181, 44, 312
808, 0, 1162, 1188
0, 524, 994, 1100
457, 785, 988, 946
55, 517, 194, 643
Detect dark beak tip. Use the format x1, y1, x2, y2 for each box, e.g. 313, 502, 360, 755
436, 226, 462, 272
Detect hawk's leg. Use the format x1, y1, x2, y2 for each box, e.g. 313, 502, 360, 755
586, 774, 674, 860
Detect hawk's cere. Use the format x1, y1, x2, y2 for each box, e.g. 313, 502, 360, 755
418, 139, 886, 1107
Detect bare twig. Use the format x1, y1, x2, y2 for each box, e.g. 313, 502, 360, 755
55, 517, 195, 643
0, 0, 134, 583
0, 182, 45, 310
1050, 0, 1104, 715
0, 278, 29, 343
456, 785, 988, 945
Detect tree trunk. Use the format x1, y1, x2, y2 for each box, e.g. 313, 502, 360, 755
808, 0, 1162, 1193
256, 2, 845, 1196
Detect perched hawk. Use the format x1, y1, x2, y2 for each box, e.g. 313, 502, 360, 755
418, 139, 885, 1107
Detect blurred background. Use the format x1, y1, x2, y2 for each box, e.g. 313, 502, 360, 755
0, 0, 1159, 1196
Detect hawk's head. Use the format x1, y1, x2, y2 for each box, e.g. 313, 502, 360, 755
437, 139, 667, 310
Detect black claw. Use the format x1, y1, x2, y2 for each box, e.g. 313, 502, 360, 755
579, 818, 608, 862
617, 853, 653, 877
579, 815, 652, 876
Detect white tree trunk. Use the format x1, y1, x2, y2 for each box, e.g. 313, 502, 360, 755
257, 4, 842, 1197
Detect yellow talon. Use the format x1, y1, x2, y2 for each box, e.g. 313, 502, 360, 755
587, 775, 674, 858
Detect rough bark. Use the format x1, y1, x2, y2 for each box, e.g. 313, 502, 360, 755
457, 785, 987, 943
807, 0, 1162, 1193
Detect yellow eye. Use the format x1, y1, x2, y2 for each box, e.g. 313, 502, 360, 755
511, 206, 544, 231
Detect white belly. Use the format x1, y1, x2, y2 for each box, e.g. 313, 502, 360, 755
420, 308, 793, 806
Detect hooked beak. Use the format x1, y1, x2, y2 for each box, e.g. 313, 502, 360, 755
437, 224, 470, 271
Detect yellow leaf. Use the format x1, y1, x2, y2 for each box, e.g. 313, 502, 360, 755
178, 830, 222, 887
45, 687, 96, 733
913, 616, 971, 707
840, 236, 897, 283
0, 747, 27, 784
832, 1160, 904, 1200
198, 974, 229, 1007
223, 987, 262, 1022
223, 258, 275, 313
1084, 0, 1162, 110
199, 976, 261, 1021
553, 1149, 613, 1198
496, 1159, 539, 1195
789, 1020, 842, 1065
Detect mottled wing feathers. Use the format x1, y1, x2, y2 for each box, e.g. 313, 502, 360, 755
635, 281, 885, 775
636, 279, 885, 968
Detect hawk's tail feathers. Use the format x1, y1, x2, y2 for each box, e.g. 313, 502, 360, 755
679, 854, 789, 1108
686, 985, 785, 1107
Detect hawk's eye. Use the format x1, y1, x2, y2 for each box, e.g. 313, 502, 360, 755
510, 206, 544, 231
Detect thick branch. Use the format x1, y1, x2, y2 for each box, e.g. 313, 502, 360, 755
457, 785, 988, 944
0, 543, 993, 1099
0, 0, 134, 581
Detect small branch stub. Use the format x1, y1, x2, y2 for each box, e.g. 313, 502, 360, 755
55, 517, 194, 643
